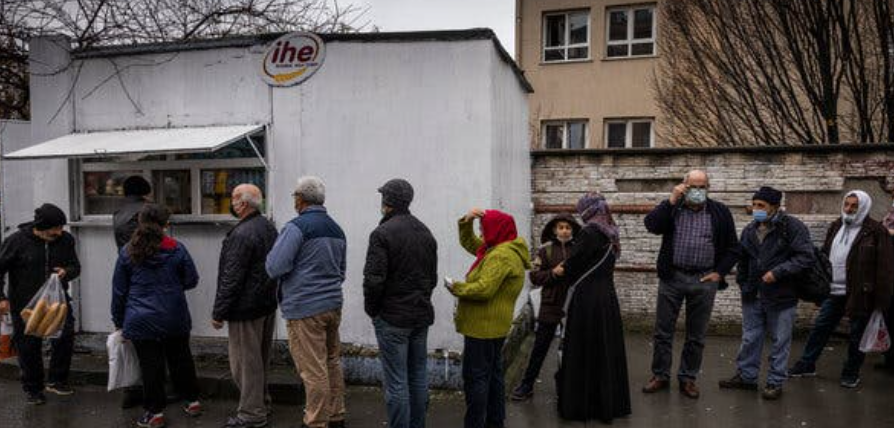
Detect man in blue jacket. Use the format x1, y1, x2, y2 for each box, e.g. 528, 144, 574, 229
719, 187, 814, 400
266, 176, 347, 428
642, 170, 739, 399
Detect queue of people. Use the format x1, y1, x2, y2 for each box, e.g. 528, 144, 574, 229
0, 170, 892, 428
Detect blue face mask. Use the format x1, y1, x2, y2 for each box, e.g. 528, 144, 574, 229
685, 188, 707, 205
753, 210, 769, 223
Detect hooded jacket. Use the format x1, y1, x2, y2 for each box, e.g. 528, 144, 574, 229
111, 237, 200, 340
829, 191, 872, 296
0, 223, 80, 312
363, 208, 438, 328
452, 212, 531, 339
822, 192, 893, 317
529, 214, 581, 324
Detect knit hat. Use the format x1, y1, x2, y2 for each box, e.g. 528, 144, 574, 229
378, 179, 414, 210
123, 175, 151, 197
33, 203, 67, 230
752, 186, 783, 206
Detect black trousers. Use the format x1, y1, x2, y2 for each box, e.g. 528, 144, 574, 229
462, 336, 506, 428
11, 307, 75, 394
520, 322, 559, 387
132, 336, 199, 414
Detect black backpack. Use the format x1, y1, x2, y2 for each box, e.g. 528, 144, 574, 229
779, 217, 832, 305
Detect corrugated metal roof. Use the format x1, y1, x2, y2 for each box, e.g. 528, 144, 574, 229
4, 124, 264, 159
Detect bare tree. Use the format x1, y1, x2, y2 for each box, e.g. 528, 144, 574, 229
0, 0, 371, 120
654, 0, 894, 146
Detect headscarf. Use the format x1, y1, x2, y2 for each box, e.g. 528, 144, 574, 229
467, 210, 518, 275
576, 192, 621, 256
883, 199, 894, 230
834, 190, 872, 246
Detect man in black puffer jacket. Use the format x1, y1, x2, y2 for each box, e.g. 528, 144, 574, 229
211, 184, 278, 428
363, 178, 438, 428
0, 203, 80, 404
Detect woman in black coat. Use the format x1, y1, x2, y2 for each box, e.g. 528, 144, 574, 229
555, 192, 631, 424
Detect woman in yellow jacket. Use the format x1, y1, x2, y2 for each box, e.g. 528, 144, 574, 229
446, 208, 531, 428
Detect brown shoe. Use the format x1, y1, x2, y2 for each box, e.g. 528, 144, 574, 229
679, 380, 700, 399
641, 377, 670, 393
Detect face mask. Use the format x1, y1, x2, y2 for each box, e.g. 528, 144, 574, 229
686, 188, 707, 205
753, 210, 769, 223
843, 214, 856, 225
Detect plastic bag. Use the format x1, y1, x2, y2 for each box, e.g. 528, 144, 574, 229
528, 287, 542, 320
107, 330, 141, 391
859, 310, 891, 353
20, 274, 68, 338
0, 314, 15, 360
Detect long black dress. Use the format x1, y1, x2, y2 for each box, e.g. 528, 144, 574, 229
555, 224, 631, 423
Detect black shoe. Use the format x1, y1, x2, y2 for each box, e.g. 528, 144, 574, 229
45, 382, 74, 396
840, 376, 861, 389
26, 391, 47, 405
719, 373, 758, 390
788, 361, 817, 378
761, 385, 783, 400
510, 382, 534, 401
223, 416, 268, 428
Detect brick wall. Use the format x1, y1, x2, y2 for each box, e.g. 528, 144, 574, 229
531, 145, 894, 333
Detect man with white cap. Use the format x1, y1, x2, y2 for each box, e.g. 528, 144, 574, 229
788, 190, 894, 388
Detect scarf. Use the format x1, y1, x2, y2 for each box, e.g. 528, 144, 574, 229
466, 210, 518, 275
576, 192, 621, 256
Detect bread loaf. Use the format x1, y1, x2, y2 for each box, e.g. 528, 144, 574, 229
36, 302, 61, 336
41, 303, 68, 337
25, 299, 48, 335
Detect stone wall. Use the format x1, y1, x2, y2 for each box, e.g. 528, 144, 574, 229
531, 145, 894, 333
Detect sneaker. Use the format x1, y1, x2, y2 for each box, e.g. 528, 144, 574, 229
45, 382, 74, 396
719, 373, 758, 390
26, 391, 47, 405
137, 411, 166, 428
183, 400, 202, 417
223, 416, 268, 428
788, 361, 817, 378
761, 385, 783, 400
510, 382, 534, 401
840, 376, 861, 389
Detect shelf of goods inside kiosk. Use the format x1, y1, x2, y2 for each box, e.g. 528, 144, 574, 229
201, 168, 267, 215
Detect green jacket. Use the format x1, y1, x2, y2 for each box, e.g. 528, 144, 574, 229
452, 217, 531, 339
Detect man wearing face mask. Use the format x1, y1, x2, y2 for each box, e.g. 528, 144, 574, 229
363, 178, 438, 428
212, 184, 278, 428
643, 170, 739, 399
788, 190, 894, 388
719, 187, 814, 400
0, 203, 80, 405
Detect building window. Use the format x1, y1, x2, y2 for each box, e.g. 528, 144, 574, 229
605, 119, 653, 148
80, 134, 267, 219
606, 5, 656, 58
543, 10, 590, 62
543, 120, 588, 149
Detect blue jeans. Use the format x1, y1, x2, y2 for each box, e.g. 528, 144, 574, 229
373, 317, 429, 428
797, 296, 868, 378
462, 336, 505, 428
736, 299, 797, 387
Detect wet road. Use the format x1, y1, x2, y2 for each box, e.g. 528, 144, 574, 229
0, 334, 891, 427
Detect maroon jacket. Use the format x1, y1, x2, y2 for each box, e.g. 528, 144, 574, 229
529, 214, 580, 324
822, 217, 894, 317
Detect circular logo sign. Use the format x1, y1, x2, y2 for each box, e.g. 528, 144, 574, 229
260, 32, 325, 87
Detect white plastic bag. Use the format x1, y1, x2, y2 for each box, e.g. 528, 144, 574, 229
528, 287, 543, 320
107, 330, 141, 391
21, 274, 69, 338
859, 310, 891, 353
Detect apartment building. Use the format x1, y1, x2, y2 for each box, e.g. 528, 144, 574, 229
517, 0, 662, 149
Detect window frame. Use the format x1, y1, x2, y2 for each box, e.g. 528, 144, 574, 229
542, 10, 592, 63
604, 118, 654, 148
542, 120, 589, 149
605, 5, 657, 59
75, 133, 269, 223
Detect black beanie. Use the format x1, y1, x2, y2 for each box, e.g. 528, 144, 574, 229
378, 179, 414, 210
123, 175, 151, 197
752, 186, 783, 206
33, 203, 67, 230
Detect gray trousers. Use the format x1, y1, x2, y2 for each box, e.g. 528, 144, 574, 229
650, 270, 718, 382
229, 313, 277, 423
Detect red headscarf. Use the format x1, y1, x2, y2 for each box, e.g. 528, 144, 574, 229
467, 210, 518, 275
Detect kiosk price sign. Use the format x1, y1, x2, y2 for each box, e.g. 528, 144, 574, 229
261, 32, 326, 87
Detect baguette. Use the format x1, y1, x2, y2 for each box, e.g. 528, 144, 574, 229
36, 302, 61, 336
25, 299, 48, 335
41, 303, 68, 337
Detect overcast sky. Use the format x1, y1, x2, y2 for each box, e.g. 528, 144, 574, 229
361, 0, 516, 56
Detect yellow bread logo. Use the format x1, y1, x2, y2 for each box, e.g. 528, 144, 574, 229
261, 32, 325, 87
